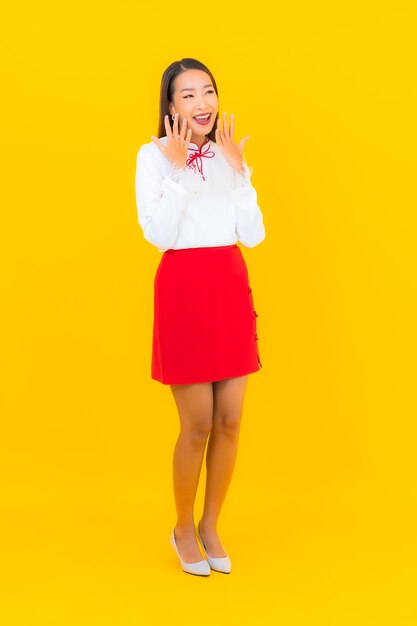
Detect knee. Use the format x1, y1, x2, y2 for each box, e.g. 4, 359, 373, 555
213, 411, 242, 439
184, 415, 213, 448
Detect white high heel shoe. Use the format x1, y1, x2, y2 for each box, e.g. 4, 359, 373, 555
197, 521, 232, 574
170, 528, 211, 576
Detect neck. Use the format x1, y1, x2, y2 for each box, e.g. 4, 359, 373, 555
191, 135, 209, 150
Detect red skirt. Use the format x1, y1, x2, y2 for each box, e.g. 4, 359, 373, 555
151, 244, 262, 385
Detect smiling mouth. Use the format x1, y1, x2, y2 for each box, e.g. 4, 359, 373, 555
193, 113, 212, 125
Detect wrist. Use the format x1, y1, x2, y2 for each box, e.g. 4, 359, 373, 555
231, 161, 244, 175
231, 160, 252, 189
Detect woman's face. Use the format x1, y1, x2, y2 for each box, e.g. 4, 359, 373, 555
169, 69, 219, 146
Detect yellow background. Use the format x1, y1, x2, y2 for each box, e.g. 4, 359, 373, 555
1, 1, 416, 624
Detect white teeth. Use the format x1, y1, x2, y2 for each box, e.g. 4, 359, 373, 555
194, 114, 210, 119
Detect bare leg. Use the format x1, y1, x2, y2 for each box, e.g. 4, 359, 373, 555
170, 381, 213, 563
199, 375, 249, 557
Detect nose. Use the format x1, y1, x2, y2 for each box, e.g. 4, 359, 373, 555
196, 94, 210, 110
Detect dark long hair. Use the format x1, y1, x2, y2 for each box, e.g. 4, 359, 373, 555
157, 58, 219, 142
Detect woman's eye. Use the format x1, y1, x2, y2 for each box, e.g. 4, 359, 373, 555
184, 90, 214, 99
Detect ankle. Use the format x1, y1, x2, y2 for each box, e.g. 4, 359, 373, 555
175, 523, 196, 536
199, 518, 218, 533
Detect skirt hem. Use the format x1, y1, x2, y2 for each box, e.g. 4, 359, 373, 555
152, 364, 262, 386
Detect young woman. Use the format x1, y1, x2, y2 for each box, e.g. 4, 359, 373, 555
135, 58, 266, 576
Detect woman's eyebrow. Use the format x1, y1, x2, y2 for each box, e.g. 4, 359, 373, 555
180, 84, 213, 92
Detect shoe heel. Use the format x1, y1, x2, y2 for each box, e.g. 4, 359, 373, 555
197, 521, 232, 574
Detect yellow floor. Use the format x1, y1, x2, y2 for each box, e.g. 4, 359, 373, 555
1, 470, 416, 626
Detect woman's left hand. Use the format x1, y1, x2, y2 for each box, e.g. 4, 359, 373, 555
215, 112, 250, 174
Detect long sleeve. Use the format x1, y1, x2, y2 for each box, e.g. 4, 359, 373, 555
229, 161, 266, 248
135, 144, 192, 249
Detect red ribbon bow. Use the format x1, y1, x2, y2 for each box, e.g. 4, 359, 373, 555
186, 141, 215, 181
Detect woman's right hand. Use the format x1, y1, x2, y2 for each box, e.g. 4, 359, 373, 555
151, 113, 192, 169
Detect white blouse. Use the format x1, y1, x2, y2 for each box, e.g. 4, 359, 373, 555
134, 135, 266, 252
